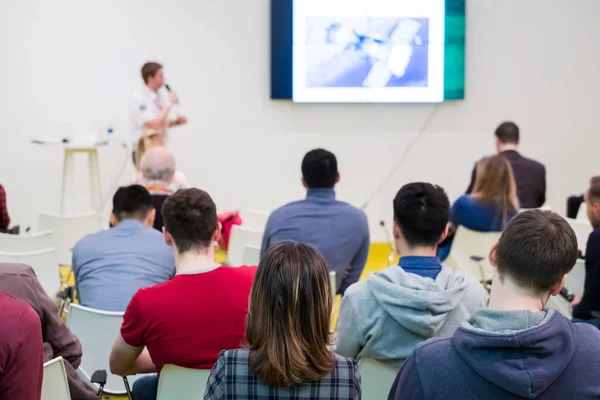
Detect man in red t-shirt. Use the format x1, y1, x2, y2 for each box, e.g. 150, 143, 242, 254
109, 188, 256, 400
0, 292, 44, 399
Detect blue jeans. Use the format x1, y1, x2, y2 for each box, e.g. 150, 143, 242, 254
132, 374, 158, 400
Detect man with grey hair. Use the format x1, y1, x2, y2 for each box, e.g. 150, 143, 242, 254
137, 146, 189, 194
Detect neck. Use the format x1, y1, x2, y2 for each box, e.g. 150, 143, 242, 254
498, 143, 519, 153
396, 242, 437, 258
146, 83, 159, 93
488, 272, 547, 313
174, 247, 217, 273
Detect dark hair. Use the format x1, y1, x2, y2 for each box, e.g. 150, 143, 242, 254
112, 185, 153, 222
141, 62, 163, 83
588, 176, 600, 201
496, 210, 578, 293
247, 242, 335, 388
393, 182, 450, 247
495, 121, 520, 144
161, 188, 217, 253
301, 149, 338, 189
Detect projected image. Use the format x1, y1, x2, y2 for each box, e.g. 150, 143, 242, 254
305, 17, 429, 89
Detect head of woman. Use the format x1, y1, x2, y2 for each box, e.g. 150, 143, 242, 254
473, 155, 519, 222
247, 242, 335, 388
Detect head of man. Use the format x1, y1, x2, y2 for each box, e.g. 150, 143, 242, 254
585, 176, 600, 229
392, 182, 450, 255
110, 185, 155, 227
494, 121, 520, 153
141, 62, 164, 91
301, 149, 340, 189
161, 188, 221, 255
489, 210, 578, 306
140, 146, 176, 185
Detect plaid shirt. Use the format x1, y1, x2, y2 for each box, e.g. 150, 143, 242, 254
0, 185, 9, 230
204, 349, 361, 399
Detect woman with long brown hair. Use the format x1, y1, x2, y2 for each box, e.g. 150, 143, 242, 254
438, 155, 519, 260
204, 242, 361, 399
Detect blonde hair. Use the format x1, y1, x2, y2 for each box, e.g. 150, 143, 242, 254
473, 155, 519, 226
135, 130, 164, 170
246, 242, 335, 388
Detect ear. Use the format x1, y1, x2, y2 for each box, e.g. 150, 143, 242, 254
109, 212, 117, 227
392, 220, 401, 240
213, 222, 223, 243
438, 223, 451, 244
163, 227, 174, 247
335, 172, 340, 184
488, 242, 499, 268
301, 177, 308, 189
549, 274, 568, 297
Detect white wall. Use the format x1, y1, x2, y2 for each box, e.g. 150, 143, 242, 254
0, 0, 599, 241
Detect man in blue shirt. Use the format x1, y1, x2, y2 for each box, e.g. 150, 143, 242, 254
336, 183, 486, 367
261, 149, 369, 294
72, 185, 175, 311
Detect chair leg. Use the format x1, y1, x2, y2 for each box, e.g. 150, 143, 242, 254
123, 376, 133, 400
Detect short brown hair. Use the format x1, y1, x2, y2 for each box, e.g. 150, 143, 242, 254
495, 121, 520, 144
247, 242, 335, 388
495, 210, 578, 293
588, 176, 600, 201
141, 62, 163, 83
161, 189, 217, 253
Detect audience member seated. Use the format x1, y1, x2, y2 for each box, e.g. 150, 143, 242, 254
0, 183, 10, 232
0, 263, 98, 399
439, 154, 519, 260
205, 242, 361, 399
389, 210, 600, 399
109, 188, 257, 400
134, 146, 188, 231
572, 176, 600, 326
466, 121, 546, 209
336, 183, 486, 367
72, 185, 175, 312
261, 148, 369, 294
0, 291, 43, 399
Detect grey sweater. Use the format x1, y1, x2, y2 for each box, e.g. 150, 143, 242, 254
336, 265, 487, 367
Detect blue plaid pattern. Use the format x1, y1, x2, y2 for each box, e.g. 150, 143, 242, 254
204, 348, 361, 399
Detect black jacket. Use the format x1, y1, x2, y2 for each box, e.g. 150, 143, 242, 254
573, 229, 600, 320
466, 150, 546, 209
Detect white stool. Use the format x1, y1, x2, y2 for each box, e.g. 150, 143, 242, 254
60, 146, 102, 213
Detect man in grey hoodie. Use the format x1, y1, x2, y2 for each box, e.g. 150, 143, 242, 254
389, 210, 600, 399
336, 182, 487, 367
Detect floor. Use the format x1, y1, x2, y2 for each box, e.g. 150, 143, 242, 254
60, 243, 394, 399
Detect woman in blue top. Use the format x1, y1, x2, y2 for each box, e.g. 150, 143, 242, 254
439, 155, 519, 260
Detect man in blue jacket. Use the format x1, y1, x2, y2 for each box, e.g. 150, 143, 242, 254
388, 210, 600, 399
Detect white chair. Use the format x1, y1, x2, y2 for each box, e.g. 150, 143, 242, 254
330, 271, 337, 299
0, 248, 61, 296
566, 218, 593, 253
548, 295, 572, 318
242, 245, 261, 266
66, 304, 143, 396
239, 209, 270, 230
157, 364, 210, 400
227, 226, 264, 266
0, 230, 55, 252
566, 259, 585, 297
42, 356, 71, 400
444, 227, 502, 282
39, 212, 101, 265
358, 358, 400, 400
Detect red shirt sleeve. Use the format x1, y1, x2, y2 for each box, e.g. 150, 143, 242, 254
0, 185, 10, 230
120, 292, 147, 348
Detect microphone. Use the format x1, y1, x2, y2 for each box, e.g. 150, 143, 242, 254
560, 287, 575, 303
165, 84, 172, 92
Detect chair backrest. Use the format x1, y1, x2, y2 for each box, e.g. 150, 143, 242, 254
444, 226, 502, 282
0, 230, 55, 253
42, 356, 71, 400
66, 304, 137, 395
242, 245, 261, 266
39, 212, 101, 266
228, 226, 264, 266
240, 209, 270, 231
330, 271, 337, 299
566, 218, 593, 253
157, 364, 210, 400
0, 248, 60, 297
566, 259, 585, 297
358, 358, 400, 400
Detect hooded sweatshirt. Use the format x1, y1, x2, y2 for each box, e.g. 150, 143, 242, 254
336, 265, 487, 367
388, 309, 600, 399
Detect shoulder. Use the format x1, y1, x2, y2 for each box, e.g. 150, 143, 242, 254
0, 292, 38, 326
221, 348, 250, 364
572, 322, 600, 357
333, 353, 359, 371
0, 262, 34, 277
267, 201, 304, 223
335, 201, 369, 226
519, 154, 545, 171
452, 195, 473, 212
218, 265, 258, 281
343, 279, 370, 302
413, 337, 453, 361
588, 229, 600, 245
